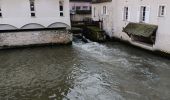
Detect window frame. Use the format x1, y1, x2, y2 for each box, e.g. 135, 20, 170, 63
83, 6, 88, 10
103, 6, 107, 15
0, 7, 2, 18
123, 6, 129, 21
59, 1, 64, 17
76, 6, 81, 10
29, 0, 36, 17
140, 6, 146, 23
158, 5, 165, 17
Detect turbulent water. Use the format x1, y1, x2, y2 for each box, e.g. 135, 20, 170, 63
0, 39, 170, 100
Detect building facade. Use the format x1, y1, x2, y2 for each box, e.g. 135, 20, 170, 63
0, 0, 70, 30
92, 0, 170, 53
92, 0, 113, 37
70, 0, 91, 21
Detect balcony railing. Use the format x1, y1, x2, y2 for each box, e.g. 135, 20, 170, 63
70, 10, 91, 15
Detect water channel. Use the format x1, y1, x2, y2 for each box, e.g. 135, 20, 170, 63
0, 38, 170, 100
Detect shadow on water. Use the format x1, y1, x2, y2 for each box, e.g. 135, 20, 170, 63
0, 36, 170, 100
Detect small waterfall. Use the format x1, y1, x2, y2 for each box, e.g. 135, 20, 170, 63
73, 35, 114, 62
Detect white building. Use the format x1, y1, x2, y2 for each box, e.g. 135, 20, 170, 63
92, 0, 113, 37
70, 0, 91, 21
0, 0, 70, 30
92, 0, 170, 53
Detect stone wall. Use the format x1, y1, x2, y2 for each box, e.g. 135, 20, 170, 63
0, 30, 72, 49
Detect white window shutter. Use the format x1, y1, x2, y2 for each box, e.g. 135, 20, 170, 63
128, 8, 130, 21
106, 6, 108, 15
145, 6, 150, 23
101, 6, 103, 15
122, 7, 125, 20
137, 7, 140, 22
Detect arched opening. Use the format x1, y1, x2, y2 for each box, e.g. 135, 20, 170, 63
47, 22, 70, 29
21, 23, 45, 29
0, 24, 18, 30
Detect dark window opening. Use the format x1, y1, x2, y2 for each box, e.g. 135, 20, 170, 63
60, 12, 63, 16
159, 5, 165, 17
30, 1, 35, 11
59, 1, 64, 16
76, 6, 81, 10
123, 7, 128, 21
30, 3, 35, 11
140, 6, 146, 22
31, 13, 35, 17
30, 0, 36, 17
60, 6, 63, 11
0, 8, 2, 17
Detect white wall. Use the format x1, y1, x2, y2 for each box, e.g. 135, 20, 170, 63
92, 2, 114, 37
92, 0, 170, 53
113, 0, 170, 53
0, 0, 70, 30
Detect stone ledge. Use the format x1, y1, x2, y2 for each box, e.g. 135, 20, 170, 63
0, 30, 72, 49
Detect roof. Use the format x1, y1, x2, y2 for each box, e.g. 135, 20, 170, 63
123, 22, 158, 38
92, 0, 112, 3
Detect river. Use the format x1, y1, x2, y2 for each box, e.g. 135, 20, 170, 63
0, 38, 170, 100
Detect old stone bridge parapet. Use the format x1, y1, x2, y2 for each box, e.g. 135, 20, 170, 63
0, 30, 72, 49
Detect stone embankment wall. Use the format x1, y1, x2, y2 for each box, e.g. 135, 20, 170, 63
0, 30, 72, 49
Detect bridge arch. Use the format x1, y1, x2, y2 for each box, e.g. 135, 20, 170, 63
0, 24, 18, 30
21, 23, 45, 29
47, 22, 70, 29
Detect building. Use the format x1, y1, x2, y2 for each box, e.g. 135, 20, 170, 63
0, 0, 70, 30
92, 0, 113, 37
92, 0, 170, 53
0, 0, 72, 48
70, 0, 91, 21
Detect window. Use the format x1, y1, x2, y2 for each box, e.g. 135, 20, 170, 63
103, 6, 107, 15
0, 8, 2, 17
140, 6, 146, 22
159, 5, 165, 17
76, 6, 81, 10
30, 0, 35, 17
83, 6, 88, 10
123, 7, 128, 21
72, 6, 75, 10
59, 1, 64, 16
